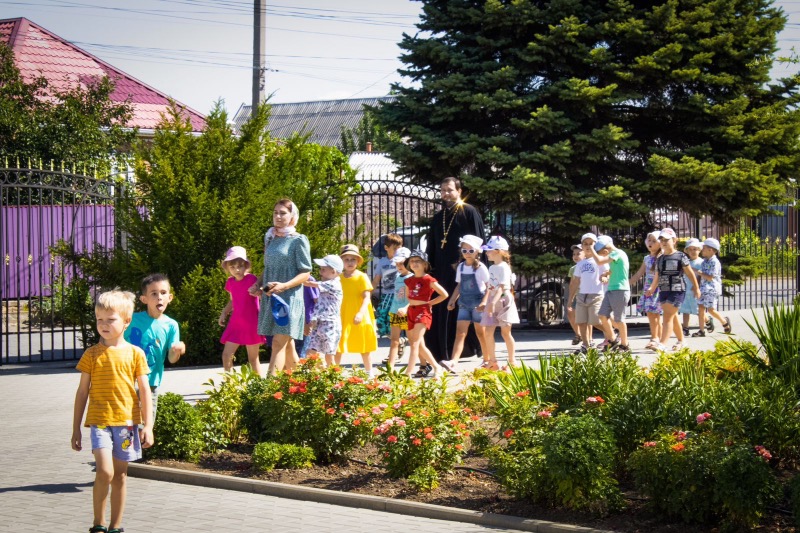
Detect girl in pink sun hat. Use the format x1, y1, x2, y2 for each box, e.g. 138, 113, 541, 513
219, 246, 266, 377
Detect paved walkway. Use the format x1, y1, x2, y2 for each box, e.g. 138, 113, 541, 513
0, 308, 765, 532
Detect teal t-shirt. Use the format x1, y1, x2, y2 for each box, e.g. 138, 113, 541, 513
607, 249, 630, 291
124, 311, 180, 388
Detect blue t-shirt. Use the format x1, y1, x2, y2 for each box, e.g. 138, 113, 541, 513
124, 311, 180, 388
700, 255, 723, 295
389, 273, 413, 313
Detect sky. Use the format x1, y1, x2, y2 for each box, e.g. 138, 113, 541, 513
2, 0, 800, 117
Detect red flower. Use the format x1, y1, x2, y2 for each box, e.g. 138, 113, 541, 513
463, 407, 473, 413
536, 410, 552, 418
503, 429, 514, 439
405, 411, 414, 418
455, 444, 463, 450
673, 431, 687, 441
671, 443, 685, 452
471, 415, 480, 421
387, 435, 398, 443
272, 392, 283, 400
754, 445, 772, 461
412, 438, 422, 446
353, 419, 361, 426
425, 433, 434, 440
284, 369, 293, 376
423, 427, 432, 433
585, 396, 605, 404
339, 403, 345, 408
326, 408, 335, 415
289, 386, 300, 394
516, 390, 530, 397
643, 441, 657, 448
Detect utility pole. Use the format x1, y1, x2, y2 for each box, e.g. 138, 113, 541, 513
252, 0, 266, 115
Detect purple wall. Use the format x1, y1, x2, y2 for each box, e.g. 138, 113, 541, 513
1, 205, 116, 300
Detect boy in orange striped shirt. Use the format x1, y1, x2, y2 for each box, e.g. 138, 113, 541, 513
72, 290, 154, 533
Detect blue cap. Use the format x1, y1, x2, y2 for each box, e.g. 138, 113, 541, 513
593, 235, 613, 252
271, 294, 290, 326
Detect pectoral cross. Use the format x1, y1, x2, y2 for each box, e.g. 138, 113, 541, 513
441, 238, 447, 248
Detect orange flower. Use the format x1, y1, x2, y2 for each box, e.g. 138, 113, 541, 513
425, 433, 434, 440
272, 392, 283, 400
671, 443, 685, 452
412, 438, 422, 446
503, 429, 514, 439
326, 408, 335, 415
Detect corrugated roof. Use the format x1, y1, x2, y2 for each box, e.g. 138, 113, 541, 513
232, 96, 396, 146
0, 17, 205, 132
348, 151, 398, 181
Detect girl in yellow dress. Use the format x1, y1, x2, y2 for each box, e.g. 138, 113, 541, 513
335, 244, 378, 377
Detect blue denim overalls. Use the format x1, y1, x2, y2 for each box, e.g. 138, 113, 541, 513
458, 262, 485, 323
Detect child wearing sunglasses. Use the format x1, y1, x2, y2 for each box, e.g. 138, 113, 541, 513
443, 235, 490, 373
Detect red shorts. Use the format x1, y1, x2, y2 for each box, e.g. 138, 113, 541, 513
407, 305, 432, 330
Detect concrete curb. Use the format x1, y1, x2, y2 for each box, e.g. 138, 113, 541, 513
129, 463, 612, 533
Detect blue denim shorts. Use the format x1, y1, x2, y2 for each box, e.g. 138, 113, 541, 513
457, 303, 483, 323
658, 290, 686, 308
90, 425, 142, 462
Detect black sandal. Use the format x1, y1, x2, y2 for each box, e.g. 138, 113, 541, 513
723, 317, 732, 334
412, 364, 432, 378
109, 529, 125, 533
89, 527, 107, 533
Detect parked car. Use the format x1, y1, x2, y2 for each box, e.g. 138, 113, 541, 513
369, 226, 428, 263
515, 274, 568, 327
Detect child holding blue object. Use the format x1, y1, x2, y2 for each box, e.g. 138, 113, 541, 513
443, 235, 489, 373
124, 273, 185, 418
304, 255, 344, 367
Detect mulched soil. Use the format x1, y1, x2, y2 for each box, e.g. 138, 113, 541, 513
146, 443, 797, 532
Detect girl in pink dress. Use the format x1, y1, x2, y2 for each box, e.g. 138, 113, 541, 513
218, 246, 266, 376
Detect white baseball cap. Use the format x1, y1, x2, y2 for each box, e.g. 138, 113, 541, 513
658, 228, 677, 240
684, 238, 702, 250
703, 238, 721, 251
314, 254, 344, 273
481, 235, 509, 251
581, 233, 598, 243
459, 234, 483, 250
391, 247, 411, 263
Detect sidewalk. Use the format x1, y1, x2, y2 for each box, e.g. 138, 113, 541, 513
0, 307, 765, 532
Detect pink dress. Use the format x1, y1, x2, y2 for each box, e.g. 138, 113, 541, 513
220, 274, 266, 345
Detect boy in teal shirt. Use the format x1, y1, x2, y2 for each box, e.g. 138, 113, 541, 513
124, 273, 186, 417
588, 236, 630, 352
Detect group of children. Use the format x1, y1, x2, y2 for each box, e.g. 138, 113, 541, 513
567, 229, 731, 355
215, 233, 521, 379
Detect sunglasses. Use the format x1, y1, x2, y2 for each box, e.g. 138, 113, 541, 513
460, 248, 478, 254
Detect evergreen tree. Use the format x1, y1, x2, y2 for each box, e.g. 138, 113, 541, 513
376, 0, 800, 249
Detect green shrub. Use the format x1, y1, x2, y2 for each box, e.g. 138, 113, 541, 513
489, 414, 622, 515
195, 365, 260, 453
408, 465, 439, 492
241, 356, 391, 461
278, 444, 315, 469
147, 392, 205, 462
544, 350, 641, 409
252, 442, 282, 472
252, 442, 316, 471
628, 429, 779, 528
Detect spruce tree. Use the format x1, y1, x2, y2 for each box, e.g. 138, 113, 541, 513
376, 0, 800, 249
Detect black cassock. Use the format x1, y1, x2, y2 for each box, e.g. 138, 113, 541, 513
424, 202, 486, 361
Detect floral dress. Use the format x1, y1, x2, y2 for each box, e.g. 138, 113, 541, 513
636, 254, 662, 316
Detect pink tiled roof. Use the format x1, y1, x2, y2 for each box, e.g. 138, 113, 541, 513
0, 17, 205, 132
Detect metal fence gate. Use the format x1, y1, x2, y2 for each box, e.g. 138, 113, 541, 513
1, 165, 118, 364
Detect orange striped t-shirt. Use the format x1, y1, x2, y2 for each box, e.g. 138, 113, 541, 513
76, 343, 150, 427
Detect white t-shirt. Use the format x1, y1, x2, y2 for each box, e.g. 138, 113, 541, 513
455, 262, 490, 292
574, 258, 608, 295
487, 262, 515, 291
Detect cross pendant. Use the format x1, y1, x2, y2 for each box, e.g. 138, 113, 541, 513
441, 238, 447, 249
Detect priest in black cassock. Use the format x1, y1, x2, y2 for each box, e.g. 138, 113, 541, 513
425, 177, 486, 361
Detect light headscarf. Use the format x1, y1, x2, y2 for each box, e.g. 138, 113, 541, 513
265, 200, 300, 241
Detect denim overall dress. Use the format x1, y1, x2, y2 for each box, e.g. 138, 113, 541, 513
458, 263, 485, 323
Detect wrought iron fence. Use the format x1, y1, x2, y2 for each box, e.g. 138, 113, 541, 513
1, 165, 120, 364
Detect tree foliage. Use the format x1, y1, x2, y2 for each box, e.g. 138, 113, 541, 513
339, 105, 400, 155
0, 43, 136, 171
58, 102, 358, 362
376, 0, 800, 249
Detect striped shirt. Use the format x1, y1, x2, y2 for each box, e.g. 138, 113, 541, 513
76, 343, 149, 427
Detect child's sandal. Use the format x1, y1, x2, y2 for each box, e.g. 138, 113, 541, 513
108, 529, 125, 533
723, 317, 732, 334
691, 330, 705, 337
89, 527, 107, 533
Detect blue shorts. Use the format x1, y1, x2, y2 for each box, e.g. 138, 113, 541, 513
457, 303, 483, 323
90, 425, 142, 462
698, 290, 719, 310
658, 290, 685, 308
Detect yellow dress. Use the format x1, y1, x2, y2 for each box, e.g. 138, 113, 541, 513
338, 271, 378, 354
